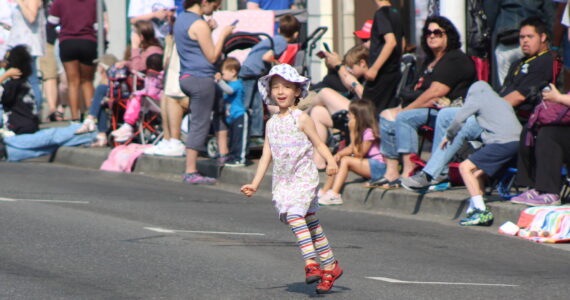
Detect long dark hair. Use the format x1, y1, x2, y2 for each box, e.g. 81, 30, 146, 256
6, 45, 32, 80
134, 20, 161, 51
349, 99, 379, 155
420, 16, 461, 63
183, 0, 219, 9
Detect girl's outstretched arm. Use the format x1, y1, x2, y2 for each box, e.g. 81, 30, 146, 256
299, 112, 338, 176
241, 135, 272, 197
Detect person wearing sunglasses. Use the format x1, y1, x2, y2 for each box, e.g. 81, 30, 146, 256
402, 17, 554, 194
372, 16, 477, 189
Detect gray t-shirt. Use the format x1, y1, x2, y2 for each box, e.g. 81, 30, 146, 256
239, 34, 288, 78
446, 82, 522, 145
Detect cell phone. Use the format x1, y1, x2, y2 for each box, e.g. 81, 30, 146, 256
231, 19, 239, 26
316, 51, 326, 59
323, 42, 331, 53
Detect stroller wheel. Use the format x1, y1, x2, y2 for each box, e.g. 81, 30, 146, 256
206, 136, 218, 159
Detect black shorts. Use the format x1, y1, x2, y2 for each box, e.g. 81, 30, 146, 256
469, 142, 519, 178
59, 39, 98, 66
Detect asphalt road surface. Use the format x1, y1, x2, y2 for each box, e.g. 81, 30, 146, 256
1, 163, 569, 299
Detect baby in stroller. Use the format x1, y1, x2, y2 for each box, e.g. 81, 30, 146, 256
111, 54, 164, 142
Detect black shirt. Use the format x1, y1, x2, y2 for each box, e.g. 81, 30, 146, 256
1, 79, 39, 135
499, 50, 553, 115
369, 6, 403, 74
417, 49, 477, 101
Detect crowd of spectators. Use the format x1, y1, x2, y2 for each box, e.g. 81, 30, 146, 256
0, 0, 569, 227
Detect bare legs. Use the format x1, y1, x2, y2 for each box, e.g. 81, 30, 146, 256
459, 159, 485, 197
322, 157, 371, 195
63, 61, 95, 120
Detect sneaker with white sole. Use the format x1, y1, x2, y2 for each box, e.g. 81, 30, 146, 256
153, 139, 186, 157
143, 139, 170, 155
318, 190, 343, 206
459, 209, 494, 226
111, 124, 134, 143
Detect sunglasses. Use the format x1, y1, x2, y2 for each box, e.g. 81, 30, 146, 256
424, 29, 445, 38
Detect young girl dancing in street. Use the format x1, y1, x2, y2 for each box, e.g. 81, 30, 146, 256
240, 64, 343, 294
318, 99, 386, 206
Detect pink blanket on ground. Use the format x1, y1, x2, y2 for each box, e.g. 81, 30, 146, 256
100, 144, 152, 173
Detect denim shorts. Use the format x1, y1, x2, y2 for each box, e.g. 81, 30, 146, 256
469, 142, 518, 178
369, 158, 387, 181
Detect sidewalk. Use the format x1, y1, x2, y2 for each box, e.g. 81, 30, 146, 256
49, 146, 529, 227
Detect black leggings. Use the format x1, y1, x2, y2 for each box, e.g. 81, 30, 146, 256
516, 126, 570, 194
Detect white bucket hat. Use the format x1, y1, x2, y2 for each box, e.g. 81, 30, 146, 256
257, 64, 310, 105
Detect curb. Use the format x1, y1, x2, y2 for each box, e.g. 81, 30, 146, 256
51, 147, 527, 227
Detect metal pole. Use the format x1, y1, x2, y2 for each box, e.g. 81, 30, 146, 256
97, 0, 104, 58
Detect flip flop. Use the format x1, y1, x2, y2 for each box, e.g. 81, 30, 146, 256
364, 177, 389, 188
375, 178, 401, 190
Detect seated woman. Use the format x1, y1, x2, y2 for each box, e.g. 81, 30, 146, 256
310, 45, 369, 169
374, 16, 476, 188
75, 20, 164, 141
512, 84, 570, 206
318, 99, 386, 206
0, 46, 95, 162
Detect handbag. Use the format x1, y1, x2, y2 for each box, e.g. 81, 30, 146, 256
164, 43, 186, 98
525, 99, 570, 146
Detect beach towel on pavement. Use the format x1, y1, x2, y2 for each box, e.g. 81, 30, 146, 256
514, 206, 570, 243
100, 143, 152, 173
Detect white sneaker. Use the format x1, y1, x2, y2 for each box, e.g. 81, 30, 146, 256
111, 124, 133, 143
153, 139, 185, 157
143, 139, 170, 155
318, 190, 343, 206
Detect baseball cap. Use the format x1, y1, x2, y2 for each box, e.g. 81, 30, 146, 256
354, 20, 373, 40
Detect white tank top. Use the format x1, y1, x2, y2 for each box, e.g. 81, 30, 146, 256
8, 3, 46, 57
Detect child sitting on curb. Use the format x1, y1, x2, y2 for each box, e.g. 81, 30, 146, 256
318, 99, 386, 206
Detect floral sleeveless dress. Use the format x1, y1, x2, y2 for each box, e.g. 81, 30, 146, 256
267, 109, 319, 217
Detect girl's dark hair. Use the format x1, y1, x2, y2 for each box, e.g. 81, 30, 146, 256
146, 54, 164, 72
183, 0, 219, 9
420, 16, 461, 62
134, 20, 162, 50
348, 99, 379, 154
6, 45, 32, 80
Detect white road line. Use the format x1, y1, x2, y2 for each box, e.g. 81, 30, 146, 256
144, 227, 265, 236
0, 197, 89, 204
367, 277, 518, 287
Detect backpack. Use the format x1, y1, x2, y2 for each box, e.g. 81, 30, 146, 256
106, 65, 131, 100
525, 98, 570, 146
466, 0, 491, 58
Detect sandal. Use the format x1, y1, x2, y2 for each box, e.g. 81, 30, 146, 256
304, 263, 322, 284
364, 177, 389, 188
46, 111, 64, 122
88, 135, 108, 148
316, 261, 343, 294
376, 178, 401, 189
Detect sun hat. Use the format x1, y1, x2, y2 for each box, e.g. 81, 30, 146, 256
258, 64, 310, 105
354, 20, 373, 40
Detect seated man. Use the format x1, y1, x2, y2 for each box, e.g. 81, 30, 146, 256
0, 46, 96, 162
375, 16, 477, 188
402, 17, 554, 191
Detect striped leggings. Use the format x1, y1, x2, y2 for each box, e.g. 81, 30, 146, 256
286, 212, 335, 266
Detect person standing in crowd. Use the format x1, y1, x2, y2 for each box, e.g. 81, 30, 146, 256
48, 0, 107, 121
246, 0, 295, 10
241, 64, 342, 294
40, 0, 63, 122
8, 0, 46, 116
375, 16, 476, 189
175, 0, 234, 185
128, 0, 175, 43
363, 0, 404, 114
215, 57, 247, 167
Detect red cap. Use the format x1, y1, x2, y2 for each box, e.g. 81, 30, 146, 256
354, 20, 373, 40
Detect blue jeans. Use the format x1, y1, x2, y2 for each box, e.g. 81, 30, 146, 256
380, 108, 438, 158
30, 56, 43, 114
89, 84, 109, 133
4, 124, 96, 161
423, 107, 483, 177
241, 78, 264, 137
